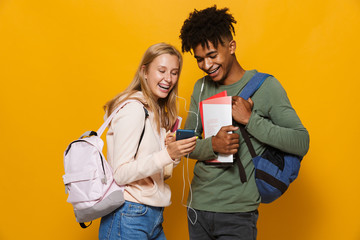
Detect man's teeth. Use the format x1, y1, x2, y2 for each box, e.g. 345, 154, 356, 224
209, 67, 219, 74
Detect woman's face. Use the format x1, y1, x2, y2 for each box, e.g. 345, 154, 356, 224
144, 53, 180, 101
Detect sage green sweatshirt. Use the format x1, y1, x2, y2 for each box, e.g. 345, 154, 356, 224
184, 70, 309, 212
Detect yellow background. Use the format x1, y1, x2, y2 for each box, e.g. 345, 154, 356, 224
1, 0, 359, 239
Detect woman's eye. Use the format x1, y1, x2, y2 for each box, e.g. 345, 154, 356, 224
210, 55, 217, 59
171, 72, 178, 76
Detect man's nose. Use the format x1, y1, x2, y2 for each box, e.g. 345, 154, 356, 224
204, 58, 213, 71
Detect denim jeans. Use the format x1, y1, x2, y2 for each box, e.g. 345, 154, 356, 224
187, 208, 258, 240
99, 201, 166, 240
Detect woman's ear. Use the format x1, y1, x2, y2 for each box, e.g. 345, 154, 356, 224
141, 65, 147, 80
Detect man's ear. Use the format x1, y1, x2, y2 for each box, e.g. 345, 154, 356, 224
229, 40, 236, 54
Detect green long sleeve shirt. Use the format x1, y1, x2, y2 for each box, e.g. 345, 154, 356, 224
184, 70, 309, 212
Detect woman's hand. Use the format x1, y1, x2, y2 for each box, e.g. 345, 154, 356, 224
166, 136, 197, 160
165, 131, 176, 146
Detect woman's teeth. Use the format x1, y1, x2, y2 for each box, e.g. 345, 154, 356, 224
159, 84, 170, 90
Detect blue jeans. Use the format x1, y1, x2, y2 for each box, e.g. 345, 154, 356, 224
99, 201, 166, 240
187, 208, 258, 240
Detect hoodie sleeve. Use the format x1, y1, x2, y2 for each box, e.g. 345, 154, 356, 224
109, 102, 174, 185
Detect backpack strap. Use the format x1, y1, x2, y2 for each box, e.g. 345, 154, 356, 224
239, 125, 257, 158
100, 101, 149, 157
77, 104, 148, 229
81, 100, 148, 178
135, 108, 149, 157
239, 72, 272, 100
233, 150, 248, 183
80, 222, 92, 229
237, 72, 272, 151
96, 100, 139, 137
234, 72, 272, 183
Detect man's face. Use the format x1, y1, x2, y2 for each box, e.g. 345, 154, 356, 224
193, 40, 235, 85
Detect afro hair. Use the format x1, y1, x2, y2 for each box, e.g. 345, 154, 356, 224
179, 5, 236, 53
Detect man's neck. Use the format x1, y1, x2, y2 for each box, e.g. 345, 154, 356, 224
222, 60, 245, 85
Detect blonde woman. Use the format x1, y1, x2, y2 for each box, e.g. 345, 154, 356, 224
99, 43, 196, 240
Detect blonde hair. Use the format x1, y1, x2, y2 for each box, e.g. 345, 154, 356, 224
104, 42, 182, 132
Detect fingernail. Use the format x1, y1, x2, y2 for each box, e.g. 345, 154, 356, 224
173, 133, 176, 137
196, 136, 198, 139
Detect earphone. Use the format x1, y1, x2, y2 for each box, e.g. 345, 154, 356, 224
174, 76, 205, 225
176, 76, 205, 132
175, 94, 198, 225
200, 76, 205, 93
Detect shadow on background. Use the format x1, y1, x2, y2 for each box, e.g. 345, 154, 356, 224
164, 158, 319, 240
257, 167, 319, 240
164, 159, 196, 239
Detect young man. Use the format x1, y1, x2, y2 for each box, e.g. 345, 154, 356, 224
179, 6, 309, 240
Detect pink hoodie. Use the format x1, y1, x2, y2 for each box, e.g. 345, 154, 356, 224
106, 92, 180, 207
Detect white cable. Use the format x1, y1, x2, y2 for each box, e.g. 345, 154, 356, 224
196, 77, 205, 133
186, 155, 198, 225
175, 94, 199, 133
175, 95, 199, 225
176, 76, 206, 225
179, 154, 197, 225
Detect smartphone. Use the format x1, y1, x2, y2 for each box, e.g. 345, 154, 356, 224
176, 129, 195, 141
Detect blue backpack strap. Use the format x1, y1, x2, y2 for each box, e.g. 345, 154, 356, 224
234, 72, 272, 184
237, 72, 273, 158
238, 72, 272, 99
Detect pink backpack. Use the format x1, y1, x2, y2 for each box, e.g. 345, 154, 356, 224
62, 100, 147, 228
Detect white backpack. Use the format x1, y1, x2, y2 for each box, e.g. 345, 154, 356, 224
62, 100, 147, 228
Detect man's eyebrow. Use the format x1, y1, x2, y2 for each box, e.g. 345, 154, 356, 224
194, 51, 217, 59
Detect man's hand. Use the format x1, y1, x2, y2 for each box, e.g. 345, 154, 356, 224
232, 96, 254, 125
212, 125, 239, 155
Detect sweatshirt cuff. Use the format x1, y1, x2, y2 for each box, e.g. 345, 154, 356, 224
153, 148, 175, 169
245, 110, 260, 133
200, 136, 218, 160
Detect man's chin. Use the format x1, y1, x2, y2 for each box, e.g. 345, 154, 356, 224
208, 75, 223, 83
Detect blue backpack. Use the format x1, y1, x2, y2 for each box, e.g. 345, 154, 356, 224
236, 72, 302, 203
